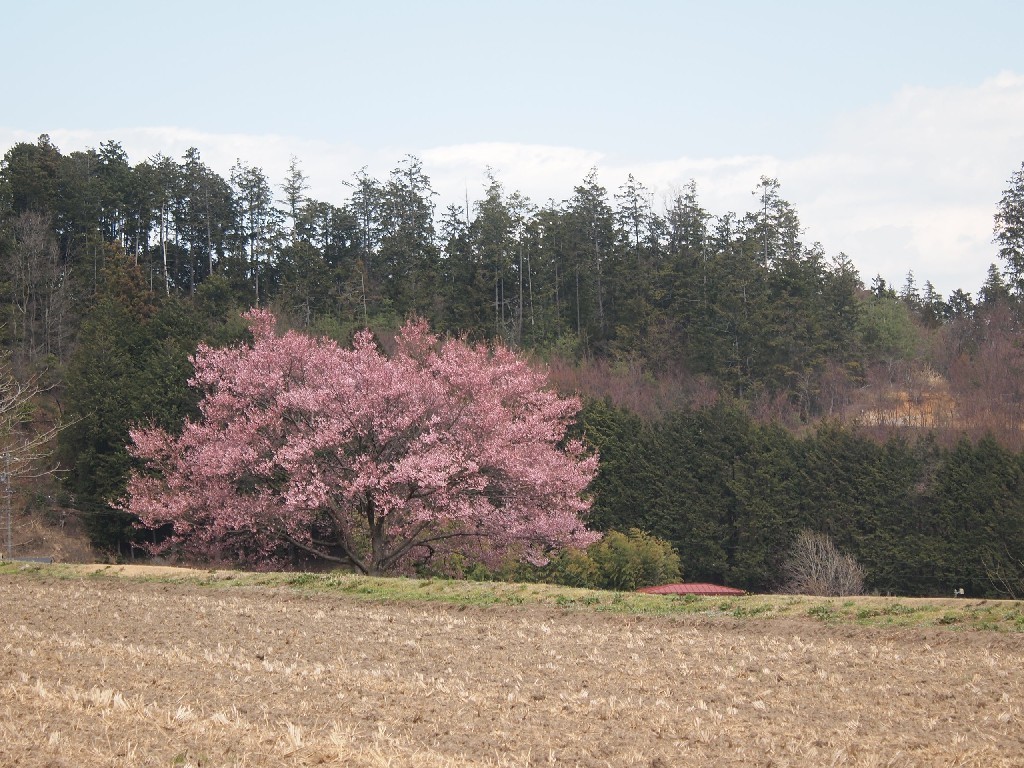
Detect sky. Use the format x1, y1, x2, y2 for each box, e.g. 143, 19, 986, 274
3, 0, 1024, 296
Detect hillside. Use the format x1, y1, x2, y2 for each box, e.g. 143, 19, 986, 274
3, 138, 1024, 596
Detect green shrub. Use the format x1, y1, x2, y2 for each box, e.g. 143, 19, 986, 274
546, 547, 600, 588
544, 530, 681, 591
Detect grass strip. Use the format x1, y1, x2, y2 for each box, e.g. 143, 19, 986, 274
3, 561, 1023, 632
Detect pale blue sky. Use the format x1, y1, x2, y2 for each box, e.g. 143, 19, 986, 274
4, 1, 1024, 295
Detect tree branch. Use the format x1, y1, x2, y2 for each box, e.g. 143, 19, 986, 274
282, 531, 368, 575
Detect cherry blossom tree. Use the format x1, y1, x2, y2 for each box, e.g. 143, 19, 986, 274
123, 310, 599, 574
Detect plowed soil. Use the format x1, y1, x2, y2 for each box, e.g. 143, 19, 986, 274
2, 572, 1023, 767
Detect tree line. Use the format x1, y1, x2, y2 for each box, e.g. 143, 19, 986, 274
579, 399, 1024, 597
3, 135, 1024, 595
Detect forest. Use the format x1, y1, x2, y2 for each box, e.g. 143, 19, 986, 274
2, 134, 1024, 597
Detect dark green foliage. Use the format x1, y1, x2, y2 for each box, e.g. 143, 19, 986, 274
576, 398, 655, 532
979, 263, 1012, 307
1, 136, 62, 215
0, 136, 957, 424
58, 251, 211, 553
930, 437, 1024, 596
579, 397, 1024, 597
724, 423, 809, 591
652, 405, 750, 584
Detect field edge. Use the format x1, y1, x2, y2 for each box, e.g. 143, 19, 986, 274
2, 560, 1023, 633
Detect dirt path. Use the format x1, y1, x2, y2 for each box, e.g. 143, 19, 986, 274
2, 573, 1023, 766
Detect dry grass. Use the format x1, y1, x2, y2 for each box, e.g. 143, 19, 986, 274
15, 563, 1023, 633
2, 567, 1024, 766
3, 509, 95, 564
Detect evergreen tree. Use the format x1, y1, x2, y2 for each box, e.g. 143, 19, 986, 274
659, 404, 757, 584
0, 135, 62, 215
744, 176, 802, 267
561, 169, 617, 351
994, 161, 1024, 298
280, 155, 309, 238
466, 172, 535, 343
665, 180, 711, 346
611, 174, 670, 366
229, 160, 281, 306
439, 202, 489, 337
376, 156, 440, 321
59, 249, 204, 554
692, 212, 767, 396
725, 423, 807, 590
946, 288, 974, 319
978, 263, 1011, 307
577, 398, 659, 533
175, 148, 233, 292
932, 437, 1024, 596
95, 141, 132, 245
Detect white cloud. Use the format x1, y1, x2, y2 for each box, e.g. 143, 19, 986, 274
4, 72, 1022, 296
786, 72, 1024, 294
414, 73, 1023, 294
421, 142, 606, 205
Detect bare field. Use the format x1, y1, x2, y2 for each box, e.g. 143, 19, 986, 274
2, 570, 1023, 767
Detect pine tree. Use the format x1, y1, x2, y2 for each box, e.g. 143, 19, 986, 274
994, 162, 1024, 298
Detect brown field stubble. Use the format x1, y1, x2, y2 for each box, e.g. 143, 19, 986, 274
1, 573, 1023, 767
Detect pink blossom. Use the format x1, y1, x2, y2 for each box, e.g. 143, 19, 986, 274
122, 310, 600, 574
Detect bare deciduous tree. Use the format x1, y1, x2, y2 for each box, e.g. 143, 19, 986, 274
983, 546, 1024, 600
7, 212, 71, 366
0, 367, 63, 557
782, 530, 866, 596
